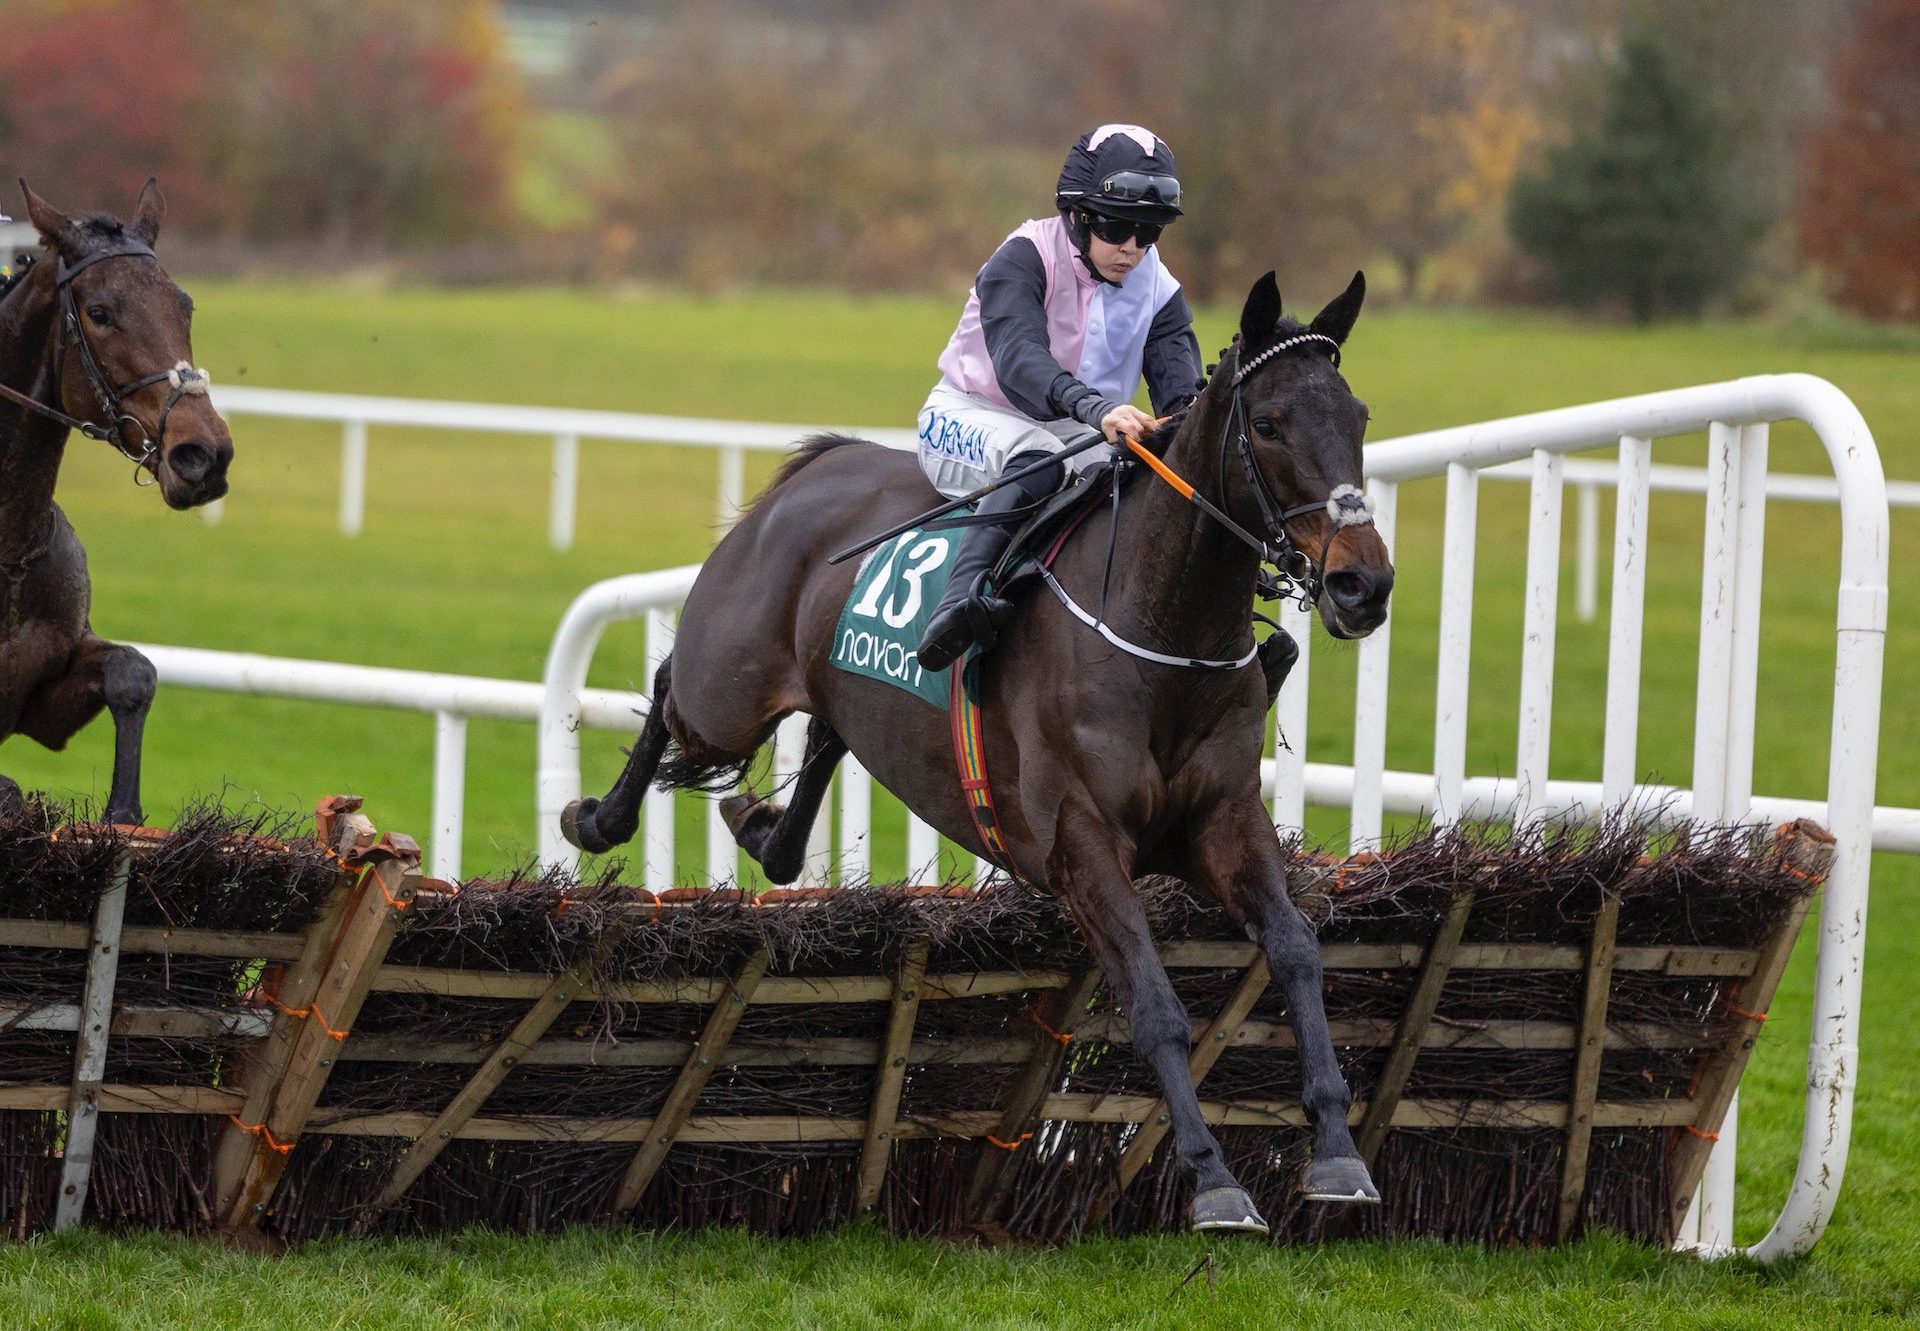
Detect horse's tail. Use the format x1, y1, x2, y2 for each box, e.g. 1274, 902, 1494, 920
744, 433, 873, 516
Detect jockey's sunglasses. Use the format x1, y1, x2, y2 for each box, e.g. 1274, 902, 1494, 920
1080, 211, 1165, 248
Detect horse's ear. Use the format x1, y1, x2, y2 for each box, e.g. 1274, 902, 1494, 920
20, 181, 76, 249
1309, 271, 1366, 346
1239, 271, 1281, 351
130, 177, 164, 247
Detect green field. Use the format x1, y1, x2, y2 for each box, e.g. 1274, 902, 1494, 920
1, 282, 1916, 1325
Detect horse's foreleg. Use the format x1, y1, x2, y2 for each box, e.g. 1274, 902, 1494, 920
719, 716, 846, 885
1187, 795, 1377, 1203
18, 637, 155, 827
1051, 799, 1268, 1233
562, 656, 675, 855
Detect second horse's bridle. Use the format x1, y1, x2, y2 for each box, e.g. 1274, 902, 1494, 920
0, 242, 209, 479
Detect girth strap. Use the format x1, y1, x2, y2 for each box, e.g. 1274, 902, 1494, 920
948, 654, 1019, 881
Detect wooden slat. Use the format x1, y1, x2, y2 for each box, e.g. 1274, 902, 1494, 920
1076, 1013, 1723, 1054
0, 917, 1757, 979
965, 970, 1101, 1230
211, 807, 382, 1222
220, 852, 418, 1236
1357, 890, 1477, 1163
1047, 1092, 1701, 1132
355, 946, 613, 1228
1086, 958, 1273, 1229
1667, 833, 1829, 1233
0, 1085, 243, 1113
608, 950, 770, 1216
0, 1002, 274, 1039
1558, 892, 1621, 1240
54, 853, 131, 1230
304, 1094, 1701, 1144
857, 941, 929, 1211
0, 918, 307, 961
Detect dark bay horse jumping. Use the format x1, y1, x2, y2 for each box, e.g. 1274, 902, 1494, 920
565, 272, 1393, 1229
0, 181, 231, 826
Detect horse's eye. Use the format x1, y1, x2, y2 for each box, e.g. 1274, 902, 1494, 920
86, 305, 113, 327
1251, 418, 1281, 441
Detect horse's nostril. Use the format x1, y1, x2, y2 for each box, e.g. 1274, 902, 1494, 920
1325, 569, 1373, 608
168, 441, 212, 483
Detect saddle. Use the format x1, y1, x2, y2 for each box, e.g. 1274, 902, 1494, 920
984, 459, 1129, 606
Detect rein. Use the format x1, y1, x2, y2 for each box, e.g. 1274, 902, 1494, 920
1059, 333, 1376, 670
0, 243, 210, 478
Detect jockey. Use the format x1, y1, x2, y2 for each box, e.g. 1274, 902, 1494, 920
913, 123, 1204, 673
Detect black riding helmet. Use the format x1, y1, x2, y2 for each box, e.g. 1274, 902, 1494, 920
1056, 124, 1182, 268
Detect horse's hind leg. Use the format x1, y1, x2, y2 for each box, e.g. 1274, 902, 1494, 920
18, 637, 155, 827
562, 656, 676, 855
719, 715, 846, 885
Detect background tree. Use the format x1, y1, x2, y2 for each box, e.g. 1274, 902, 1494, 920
1508, 31, 1760, 322
1799, 0, 1920, 322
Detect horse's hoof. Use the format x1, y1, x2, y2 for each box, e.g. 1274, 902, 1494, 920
0, 776, 23, 815
1301, 1155, 1380, 1204
1190, 1186, 1269, 1234
719, 793, 779, 841
560, 798, 613, 854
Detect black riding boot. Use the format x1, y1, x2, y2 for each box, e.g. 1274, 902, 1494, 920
915, 451, 1062, 673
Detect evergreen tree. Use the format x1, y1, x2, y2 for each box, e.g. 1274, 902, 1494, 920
1508, 32, 1759, 323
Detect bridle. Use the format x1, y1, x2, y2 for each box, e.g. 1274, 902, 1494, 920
1219, 330, 1376, 612
0, 242, 210, 481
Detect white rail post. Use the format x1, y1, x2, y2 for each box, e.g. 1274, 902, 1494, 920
201, 497, 224, 527
1680, 420, 1742, 1249
906, 815, 941, 884
340, 419, 368, 537
55, 852, 130, 1230
431, 711, 468, 882
1601, 437, 1653, 808
1576, 480, 1600, 623
549, 432, 580, 552
1514, 449, 1564, 830
707, 797, 735, 886
644, 608, 678, 891
718, 444, 746, 533
1349, 480, 1398, 851
1698, 421, 1770, 1252
838, 755, 873, 883
1271, 600, 1313, 829
1433, 463, 1479, 826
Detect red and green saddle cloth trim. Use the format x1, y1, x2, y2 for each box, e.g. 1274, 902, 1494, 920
948, 653, 1019, 878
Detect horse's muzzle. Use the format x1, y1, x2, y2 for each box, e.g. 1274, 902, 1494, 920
160, 438, 232, 508
1323, 564, 1394, 639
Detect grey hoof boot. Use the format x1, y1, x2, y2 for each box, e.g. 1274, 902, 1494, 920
1302, 1155, 1380, 1203
1190, 1185, 1269, 1234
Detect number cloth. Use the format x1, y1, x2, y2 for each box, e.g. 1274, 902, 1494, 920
830, 522, 968, 708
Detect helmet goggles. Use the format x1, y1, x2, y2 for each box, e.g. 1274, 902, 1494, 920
1098, 170, 1181, 210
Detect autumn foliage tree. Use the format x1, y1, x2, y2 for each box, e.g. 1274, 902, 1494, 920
1799, 0, 1920, 322
0, 0, 524, 245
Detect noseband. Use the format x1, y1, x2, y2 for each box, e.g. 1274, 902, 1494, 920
0, 243, 210, 479
1218, 331, 1377, 611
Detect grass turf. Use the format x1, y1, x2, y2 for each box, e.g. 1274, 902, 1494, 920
0, 281, 1915, 1325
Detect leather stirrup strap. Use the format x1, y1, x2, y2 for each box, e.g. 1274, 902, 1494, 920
948, 653, 1018, 881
